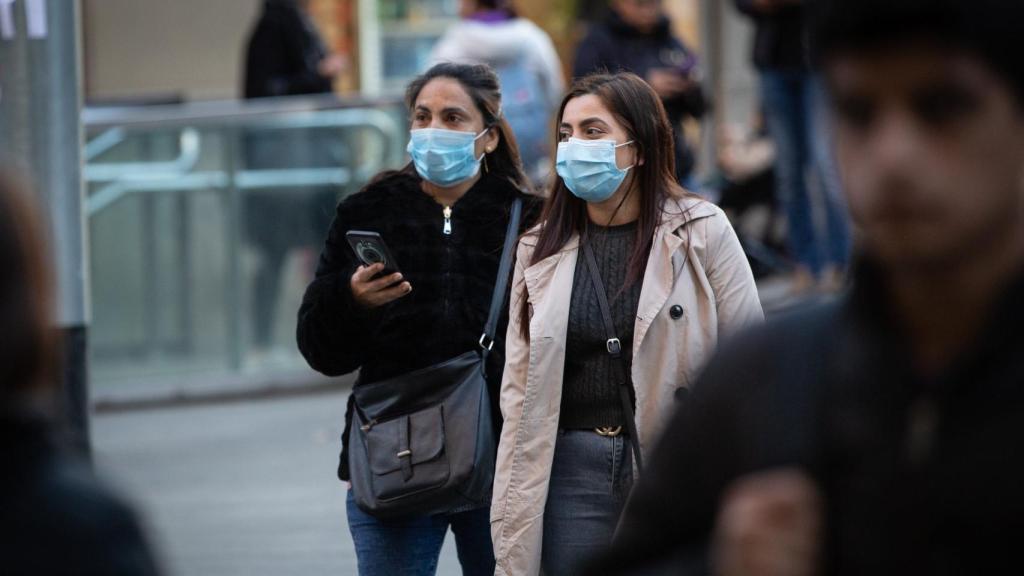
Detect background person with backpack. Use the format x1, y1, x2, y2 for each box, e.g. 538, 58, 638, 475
431, 0, 565, 188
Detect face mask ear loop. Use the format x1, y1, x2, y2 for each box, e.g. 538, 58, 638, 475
475, 125, 494, 163
613, 140, 637, 171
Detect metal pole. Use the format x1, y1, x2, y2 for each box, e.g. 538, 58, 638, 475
698, 0, 722, 178
0, 0, 91, 455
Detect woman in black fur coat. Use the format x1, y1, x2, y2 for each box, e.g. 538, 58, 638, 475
296, 62, 537, 576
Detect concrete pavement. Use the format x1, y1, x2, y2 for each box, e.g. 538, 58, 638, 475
92, 390, 463, 576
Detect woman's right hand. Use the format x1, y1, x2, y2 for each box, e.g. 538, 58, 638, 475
350, 263, 412, 308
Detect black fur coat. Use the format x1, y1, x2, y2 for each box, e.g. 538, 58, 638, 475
296, 170, 537, 480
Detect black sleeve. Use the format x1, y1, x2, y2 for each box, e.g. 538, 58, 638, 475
296, 195, 378, 378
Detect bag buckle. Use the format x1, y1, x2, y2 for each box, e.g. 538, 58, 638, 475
396, 450, 412, 458
479, 333, 495, 351
595, 426, 623, 437
606, 338, 622, 356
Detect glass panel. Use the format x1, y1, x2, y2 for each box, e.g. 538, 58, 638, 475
376, 0, 458, 93
85, 99, 408, 397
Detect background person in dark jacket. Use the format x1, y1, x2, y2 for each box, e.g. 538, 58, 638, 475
296, 63, 537, 576
573, 0, 706, 186
735, 0, 850, 293
585, 0, 1024, 574
244, 0, 346, 99
242, 0, 348, 354
0, 172, 160, 576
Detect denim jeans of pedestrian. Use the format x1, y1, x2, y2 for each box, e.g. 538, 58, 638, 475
345, 489, 494, 576
542, 429, 634, 576
760, 69, 851, 276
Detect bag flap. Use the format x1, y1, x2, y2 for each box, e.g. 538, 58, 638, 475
366, 405, 446, 475
353, 352, 481, 420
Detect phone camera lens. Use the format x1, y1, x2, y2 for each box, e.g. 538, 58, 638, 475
357, 242, 385, 266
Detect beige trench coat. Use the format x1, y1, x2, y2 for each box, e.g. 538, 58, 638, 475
491, 197, 764, 575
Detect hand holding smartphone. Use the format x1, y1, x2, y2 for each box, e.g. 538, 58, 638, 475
346, 231, 411, 308
346, 231, 400, 275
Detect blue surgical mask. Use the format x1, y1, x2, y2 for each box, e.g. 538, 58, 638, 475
555, 137, 635, 203
407, 127, 488, 187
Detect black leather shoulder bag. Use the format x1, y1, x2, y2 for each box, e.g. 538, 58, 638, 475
348, 198, 522, 519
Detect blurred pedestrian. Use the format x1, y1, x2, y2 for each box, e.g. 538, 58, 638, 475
735, 0, 850, 293
244, 0, 346, 99
491, 72, 762, 576
573, 0, 707, 187
0, 172, 161, 575
243, 0, 348, 356
431, 0, 565, 186
586, 0, 1024, 574
297, 62, 538, 576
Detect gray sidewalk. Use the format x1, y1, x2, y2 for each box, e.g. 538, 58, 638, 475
92, 390, 463, 576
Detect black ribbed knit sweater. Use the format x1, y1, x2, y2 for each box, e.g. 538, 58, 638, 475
560, 221, 644, 429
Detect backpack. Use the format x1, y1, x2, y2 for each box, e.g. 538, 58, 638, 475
493, 54, 551, 183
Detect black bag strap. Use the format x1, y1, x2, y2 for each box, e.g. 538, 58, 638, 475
582, 241, 644, 473
479, 198, 523, 356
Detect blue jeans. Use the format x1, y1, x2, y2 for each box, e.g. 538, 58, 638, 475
542, 430, 634, 576
345, 489, 494, 576
761, 70, 851, 276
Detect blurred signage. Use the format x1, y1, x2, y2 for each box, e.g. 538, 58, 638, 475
0, 0, 47, 40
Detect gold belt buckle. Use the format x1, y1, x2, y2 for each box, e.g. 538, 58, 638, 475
595, 426, 622, 437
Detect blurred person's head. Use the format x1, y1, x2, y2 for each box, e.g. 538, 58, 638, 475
519, 72, 689, 335
404, 62, 529, 191
0, 172, 56, 413
813, 0, 1024, 274
459, 0, 518, 18
612, 0, 663, 33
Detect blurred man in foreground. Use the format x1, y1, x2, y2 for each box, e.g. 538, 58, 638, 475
586, 0, 1024, 574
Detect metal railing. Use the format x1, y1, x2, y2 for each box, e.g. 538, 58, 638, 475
84, 95, 407, 400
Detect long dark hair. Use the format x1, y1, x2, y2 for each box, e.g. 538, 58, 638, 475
400, 62, 530, 191
519, 72, 694, 337
0, 171, 56, 408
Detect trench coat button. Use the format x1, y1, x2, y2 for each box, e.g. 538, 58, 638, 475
669, 305, 684, 320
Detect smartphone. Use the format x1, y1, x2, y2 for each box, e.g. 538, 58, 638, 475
345, 230, 401, 275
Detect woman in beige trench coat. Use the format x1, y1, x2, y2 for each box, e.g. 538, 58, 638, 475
490, 73, 764, 575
